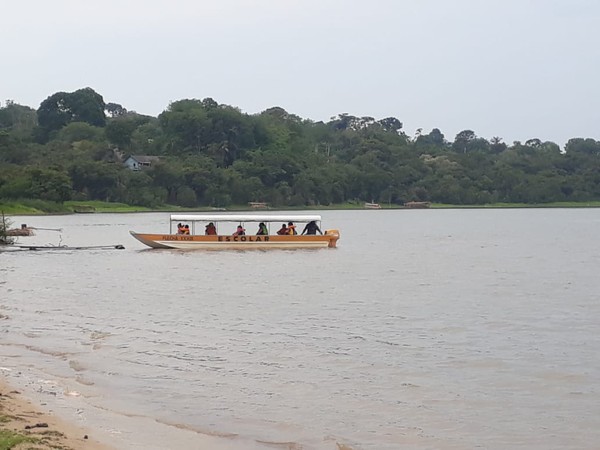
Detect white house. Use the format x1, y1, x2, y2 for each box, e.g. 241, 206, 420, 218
123, 155, 161, 171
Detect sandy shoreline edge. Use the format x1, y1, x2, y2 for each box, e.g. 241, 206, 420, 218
1, 370, 305, 450
0, 375, 113, 450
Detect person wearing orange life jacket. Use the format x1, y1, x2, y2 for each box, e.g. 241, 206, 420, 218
286, 221, 297, 235
183, 225, 190, 235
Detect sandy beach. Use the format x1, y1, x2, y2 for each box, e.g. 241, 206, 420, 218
0, 377, 112, 450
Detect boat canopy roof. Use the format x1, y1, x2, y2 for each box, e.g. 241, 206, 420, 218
170, 214, 322, 223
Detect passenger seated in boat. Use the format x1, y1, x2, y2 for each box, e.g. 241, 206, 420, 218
183, 225, 190, 235
177, 223, 185, 234
276, 223, 287, 235
205, 222, 217, 235
256, 222, 268, 235
233, 225, 245, 236
287, 222, 297, 235
301, 220, 322, 235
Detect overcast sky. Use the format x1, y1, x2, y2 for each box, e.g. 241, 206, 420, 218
2, 0, 599, 146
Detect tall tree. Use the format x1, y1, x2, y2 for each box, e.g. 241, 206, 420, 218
37, 87, 106, 140
564, 138, 600, 155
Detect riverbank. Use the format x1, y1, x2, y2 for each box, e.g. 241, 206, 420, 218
0, 376, 111, 450
2, 199, 600, 215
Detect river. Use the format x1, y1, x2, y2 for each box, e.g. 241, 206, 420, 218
1, 209, 599, 449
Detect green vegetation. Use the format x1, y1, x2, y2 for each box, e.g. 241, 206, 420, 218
1, 213, 15, 245
0, 199, 72, 214
1, 89, 600, 213
430, 200, 600, 209
0, 429, 38, 449
64, 200, 153, 213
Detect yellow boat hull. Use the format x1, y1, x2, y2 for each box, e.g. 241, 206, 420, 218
130, 230, 340, 250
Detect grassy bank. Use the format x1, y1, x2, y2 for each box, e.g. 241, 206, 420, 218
0, 378, 110, 450
64, 200, 153, 213
430, 201, 600, 208
0, 429, 38, 449
0, 200, 160, 215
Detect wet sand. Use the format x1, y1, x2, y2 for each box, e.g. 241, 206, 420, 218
0, 377, 112, 450
1, 371, 301, 450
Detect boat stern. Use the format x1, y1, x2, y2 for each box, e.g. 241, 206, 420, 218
324, 229, 340, 248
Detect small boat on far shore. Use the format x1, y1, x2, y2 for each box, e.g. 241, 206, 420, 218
7, 244, 125, 251
6, 225, 34, 237
130, 214, 340, 250
403, 201, 431, 209
73, 205, 96, 213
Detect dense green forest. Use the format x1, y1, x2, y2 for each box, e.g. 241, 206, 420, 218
1, 87, 600, 210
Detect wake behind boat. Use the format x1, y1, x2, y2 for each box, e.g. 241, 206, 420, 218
130, 214, 340, 249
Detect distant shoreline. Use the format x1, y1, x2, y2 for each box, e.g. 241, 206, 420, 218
2, 200, 600, 216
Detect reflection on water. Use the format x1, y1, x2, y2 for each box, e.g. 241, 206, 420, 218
1, 209, 600, 449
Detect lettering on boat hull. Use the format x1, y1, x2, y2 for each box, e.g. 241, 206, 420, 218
217, 236, 269, 242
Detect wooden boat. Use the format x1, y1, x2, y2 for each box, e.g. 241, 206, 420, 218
403, 201, 431, 209
6, 226, 34, 236
10, 244, 125, 251
130, 214, 340, 249
72, 205, 96, 213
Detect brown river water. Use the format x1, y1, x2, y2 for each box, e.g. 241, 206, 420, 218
1, 209, 599, 449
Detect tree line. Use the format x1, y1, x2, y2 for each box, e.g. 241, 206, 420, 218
1, 87, 599, 209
